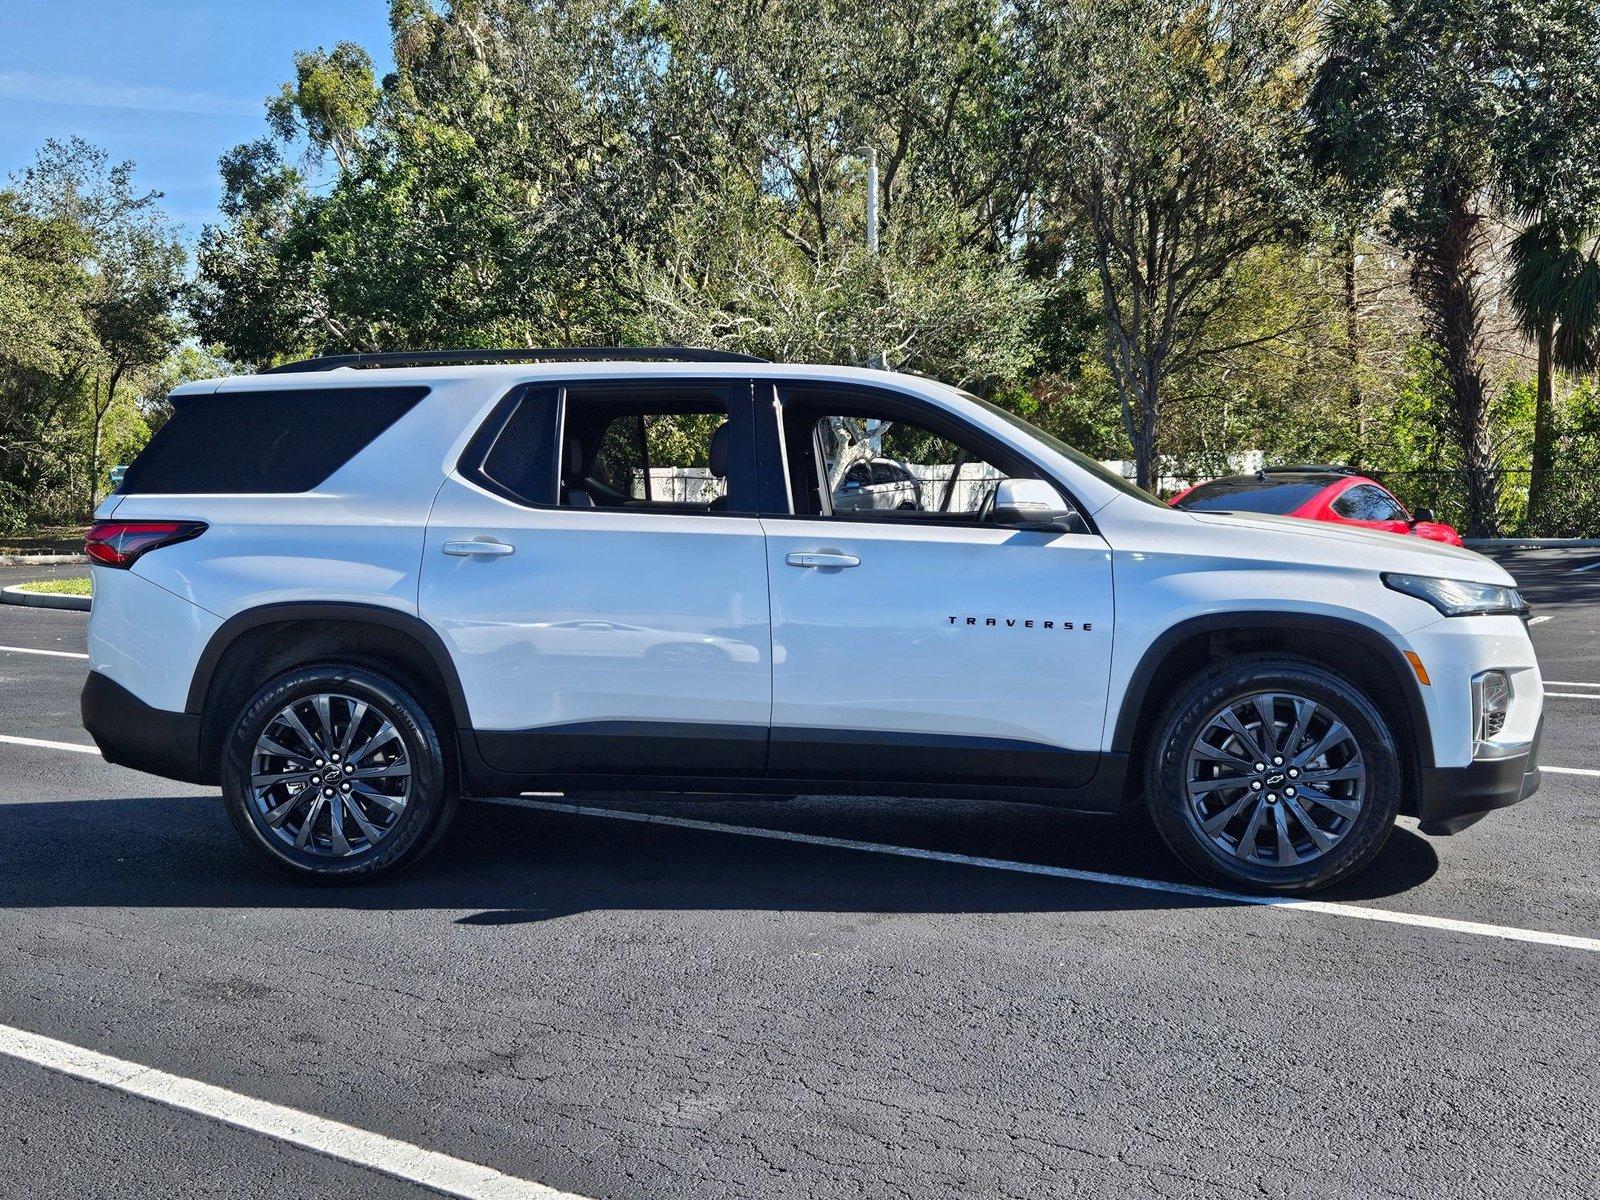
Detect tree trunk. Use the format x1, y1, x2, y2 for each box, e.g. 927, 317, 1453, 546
1411, 187, 1499, 538
1526, 320, 1556, 534
87, 372, 103, 517
1134, 365, 1160, 492
88, 365, 125, 515
1342, 234, 1364, 457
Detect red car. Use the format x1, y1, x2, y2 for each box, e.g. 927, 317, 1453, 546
1168, 466, 1465, 546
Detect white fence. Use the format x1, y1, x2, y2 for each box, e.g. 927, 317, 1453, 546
640, 451, 1265, 507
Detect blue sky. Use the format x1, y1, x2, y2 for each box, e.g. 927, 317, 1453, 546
0, 1, 395, 238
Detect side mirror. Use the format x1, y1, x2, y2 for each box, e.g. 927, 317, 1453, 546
993, 478, 1079, 530
1412, 507, 1435, 524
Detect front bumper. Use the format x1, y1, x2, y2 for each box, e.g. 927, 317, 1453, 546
81, 669, 212, 785
1415, 723, 1541, 835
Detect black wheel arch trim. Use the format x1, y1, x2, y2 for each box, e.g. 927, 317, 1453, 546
1112, 612, 1435, 768
186, 601, 472, 727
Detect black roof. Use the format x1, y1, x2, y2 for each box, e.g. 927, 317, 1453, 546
261, 347, 769, 374
1261, 464, 1364, 477
1193, 466, 1372, 490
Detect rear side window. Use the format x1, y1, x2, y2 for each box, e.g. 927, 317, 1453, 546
1176, 478, 1325, 514
120, 387, 428, 495
560, 387, 738, 510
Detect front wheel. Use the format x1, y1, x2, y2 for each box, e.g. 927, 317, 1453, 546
221, 665, 456, 882
1145, 656, 1400, 894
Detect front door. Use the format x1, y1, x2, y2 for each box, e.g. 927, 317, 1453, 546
420, 379, 772, 778
759, 382, 1115, 789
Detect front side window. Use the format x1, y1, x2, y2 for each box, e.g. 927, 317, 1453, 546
1332, 483, 1407, 522
779, 392, 1027, 522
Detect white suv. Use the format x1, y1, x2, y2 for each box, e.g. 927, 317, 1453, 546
80, 349, 1543, 892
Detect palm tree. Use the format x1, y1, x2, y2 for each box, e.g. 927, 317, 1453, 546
1506, 219, 1600, 529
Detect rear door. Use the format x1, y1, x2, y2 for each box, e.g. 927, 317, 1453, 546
420, 379, 772, 778
756, 381, 1115, 790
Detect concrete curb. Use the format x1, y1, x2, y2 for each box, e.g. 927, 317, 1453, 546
1466, 538, 1600, 549
0, 553, 87, 566
0, 585, 91, 612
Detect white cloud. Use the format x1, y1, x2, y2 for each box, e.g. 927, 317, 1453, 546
0, 71, 258, 117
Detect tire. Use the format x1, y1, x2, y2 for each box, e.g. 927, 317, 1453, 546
221, 664, 457, 882
1144, 654, 1400, 894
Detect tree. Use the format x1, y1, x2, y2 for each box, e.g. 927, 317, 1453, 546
1508, 221, 1600, 526
1496, 0, 1600, 529
1311, 0, 1600, 536
195, 1, 694, 357
194, 0, 1047, 394
16, 138, 185, 509
0, 190, 96, 531
1019, 0, 1317, 489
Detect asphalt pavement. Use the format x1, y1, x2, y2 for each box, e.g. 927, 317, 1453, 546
0, 549, 1597, 1199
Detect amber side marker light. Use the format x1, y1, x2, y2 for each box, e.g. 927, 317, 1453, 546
1403, 650, 1432, 686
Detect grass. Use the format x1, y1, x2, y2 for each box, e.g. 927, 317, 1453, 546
14, 577, 92, 596
0, 526, 86, 556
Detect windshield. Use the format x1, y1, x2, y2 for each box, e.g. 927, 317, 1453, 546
1176, 477, 1325, 514
958, 391, 1167, 507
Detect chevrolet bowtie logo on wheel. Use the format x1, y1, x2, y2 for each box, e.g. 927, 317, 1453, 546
947, 616, 1093, 631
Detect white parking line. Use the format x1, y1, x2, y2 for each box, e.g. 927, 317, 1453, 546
0, 643, 88, 660
1545, 765, 1600, 778
1544, 680, 1600, 687
484, 797, 1600, 954
0, 1022, 588, 1200
1568, 559, 1600, 573
0, 733, 100, 754
1545, 692, 1600, 700
1527, 615, 1553, 625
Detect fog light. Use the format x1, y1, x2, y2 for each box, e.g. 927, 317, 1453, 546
1474, 670, 1511, 742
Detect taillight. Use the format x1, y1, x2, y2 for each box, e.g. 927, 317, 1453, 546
84, 521, 206, 569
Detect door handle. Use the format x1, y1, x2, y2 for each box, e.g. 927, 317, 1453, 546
786, 551, 860, 569
443, 539, 515, 558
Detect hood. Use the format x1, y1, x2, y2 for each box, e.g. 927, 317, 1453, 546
1181, 510, 1515, 586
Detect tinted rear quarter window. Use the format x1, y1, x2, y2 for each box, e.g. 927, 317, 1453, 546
1177, 478, 1326, 514
120, 387, 429, 494
463, 386, 560, 506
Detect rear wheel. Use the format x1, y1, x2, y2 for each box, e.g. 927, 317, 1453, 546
1145, 656, 1400, 894
221, 665, 456, 882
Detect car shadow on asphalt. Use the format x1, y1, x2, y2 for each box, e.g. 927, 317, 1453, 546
0, 792, 1440, 921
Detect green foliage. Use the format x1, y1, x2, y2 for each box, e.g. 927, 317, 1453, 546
193, 0, 1046, 393
1312, 0, 1600, 534
1532, 380, 1600, 536
15, 577, 92, 596
8, 0, 1600, 534
0, 138, 188, 530
1019, 0, 1319, 486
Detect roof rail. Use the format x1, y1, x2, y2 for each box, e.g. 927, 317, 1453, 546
261, 346, 769, 374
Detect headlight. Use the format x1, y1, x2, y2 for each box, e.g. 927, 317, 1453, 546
1381, 573, 1529, 617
